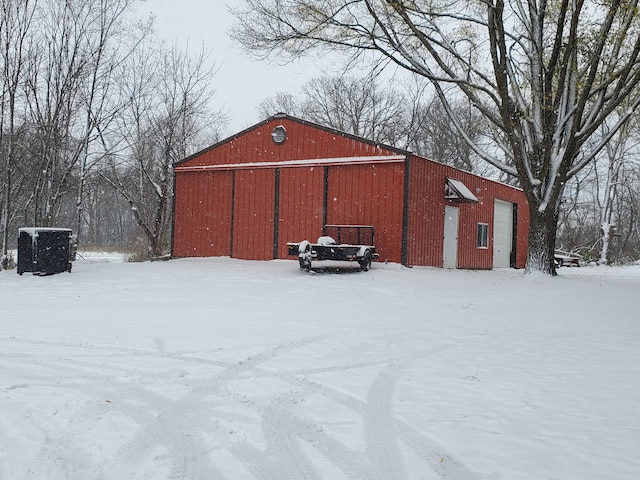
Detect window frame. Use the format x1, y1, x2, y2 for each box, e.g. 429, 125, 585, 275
477, 223, 489, 249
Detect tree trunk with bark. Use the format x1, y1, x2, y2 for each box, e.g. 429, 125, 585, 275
526, 204, 559, 275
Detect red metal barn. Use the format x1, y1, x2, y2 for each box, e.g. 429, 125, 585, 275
172, 114, 529, 269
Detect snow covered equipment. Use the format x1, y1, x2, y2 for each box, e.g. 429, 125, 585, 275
554, 249, 583, 267
287, 225, 379, 271
17, 227, 73, 275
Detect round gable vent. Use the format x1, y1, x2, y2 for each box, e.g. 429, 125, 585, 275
271, 125, 287, 144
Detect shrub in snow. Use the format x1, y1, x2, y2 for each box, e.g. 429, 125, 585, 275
1, 252, 16, 271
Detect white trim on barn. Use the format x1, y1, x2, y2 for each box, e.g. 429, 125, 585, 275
175, 155, 407, 172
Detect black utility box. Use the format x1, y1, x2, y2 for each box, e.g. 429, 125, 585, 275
17, 228, 73, 275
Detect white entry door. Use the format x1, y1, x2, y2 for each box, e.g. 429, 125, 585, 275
493, 199, 513, 268
443, 206, 459, 269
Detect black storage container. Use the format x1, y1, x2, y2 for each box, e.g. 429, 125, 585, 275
17, 228, 73, 275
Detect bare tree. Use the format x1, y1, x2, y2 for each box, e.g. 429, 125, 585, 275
260, 73, 406, 144
259, 72, 487, 172
258, 90, 299, 119
232, 0, 640, 274
71, 0, 139, 250
408, 95, 493, 176
614, 165, 640, 262
23, 0, 99, 227
586, 119, 640, 264
303, 74, 406, 144
595, 124, 629, 264
104, 40, 225, 257
0, 0, 37, 269
0, 1, 226, 262
555, 116, 640, 264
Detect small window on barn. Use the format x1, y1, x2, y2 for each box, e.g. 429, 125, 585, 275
271, 125, 287, 144
477, 223, 489, 248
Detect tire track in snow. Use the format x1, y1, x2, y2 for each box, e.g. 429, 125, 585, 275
260, 401, 323, 480
248, 345, 477, 480
0, 343, 223, 479
218, 385, 376, 480
396, 422, 479, 479
106, 389, 221, 480
16, 389, 112, 480
283, 402, 377, 479
0, 335, 159, 356
44, 373, 230, 480
2, 335, 477, 479
101, 336, 329, 479
2, 335, 330, 479
9, 376, 217, 480
227, 441, 281, 480
363, 364, 408, 480
249, 366, 405, 479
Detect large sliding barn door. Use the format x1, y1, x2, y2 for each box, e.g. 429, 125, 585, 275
232, 169, 276, 260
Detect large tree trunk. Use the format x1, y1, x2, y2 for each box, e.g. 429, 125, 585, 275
526, 202, 559, 275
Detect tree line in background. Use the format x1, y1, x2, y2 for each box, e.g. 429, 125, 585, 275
2, 0, 639, 270
557, 119, 640, 264
0, 0, 223, 269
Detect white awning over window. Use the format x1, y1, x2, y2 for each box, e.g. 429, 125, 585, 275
445, 177, 479, 203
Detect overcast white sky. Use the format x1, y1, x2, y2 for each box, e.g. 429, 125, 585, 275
135, 0, 327, 134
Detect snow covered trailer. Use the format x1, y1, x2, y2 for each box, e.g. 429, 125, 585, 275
287, 225, 379, 271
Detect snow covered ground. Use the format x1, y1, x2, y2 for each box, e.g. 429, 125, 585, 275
1, 255, 639, 479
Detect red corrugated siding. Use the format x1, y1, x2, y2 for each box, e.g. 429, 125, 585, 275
232, 169, 275, 260
174, 117, 401, 261
454, 177, 500, 269
173, 171, 232, 257
277, 166, 325, 257
179, 118, 397, 167
406, 159, 445, 266
407, 156, 529, 268
326, 163, 405, 263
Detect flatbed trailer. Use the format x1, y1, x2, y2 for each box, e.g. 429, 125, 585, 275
287, 225, 379, 271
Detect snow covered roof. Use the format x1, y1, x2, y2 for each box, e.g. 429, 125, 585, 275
19, 227, 72, 235
445, 177, 479, 202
